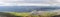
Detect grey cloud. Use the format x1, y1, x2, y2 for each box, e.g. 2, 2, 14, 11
17, 0, 50, 3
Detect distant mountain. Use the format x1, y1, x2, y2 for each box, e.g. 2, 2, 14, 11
0, 6, 39, 12
0, 6, 59, 12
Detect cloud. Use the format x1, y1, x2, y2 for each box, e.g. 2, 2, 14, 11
0, 0, 16, 6
16, 0, 51, 6
0, 0, 51, 6
16, 0, 50, 3
16, 3, 50, 6
0, 0, 59, 6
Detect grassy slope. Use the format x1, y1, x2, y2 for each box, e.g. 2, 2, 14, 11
3, 12, 58, 17
9, 12, 31, 16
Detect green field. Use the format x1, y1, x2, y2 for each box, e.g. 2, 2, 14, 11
0, 12, 58, 17
7, 12, 57, 17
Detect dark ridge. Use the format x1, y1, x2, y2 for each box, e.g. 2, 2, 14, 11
51, 15, 60, 17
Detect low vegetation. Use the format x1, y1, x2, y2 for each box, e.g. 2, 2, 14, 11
0, 12, 59, 17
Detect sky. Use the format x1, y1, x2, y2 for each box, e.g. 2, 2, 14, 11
0, 0, 60, 6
